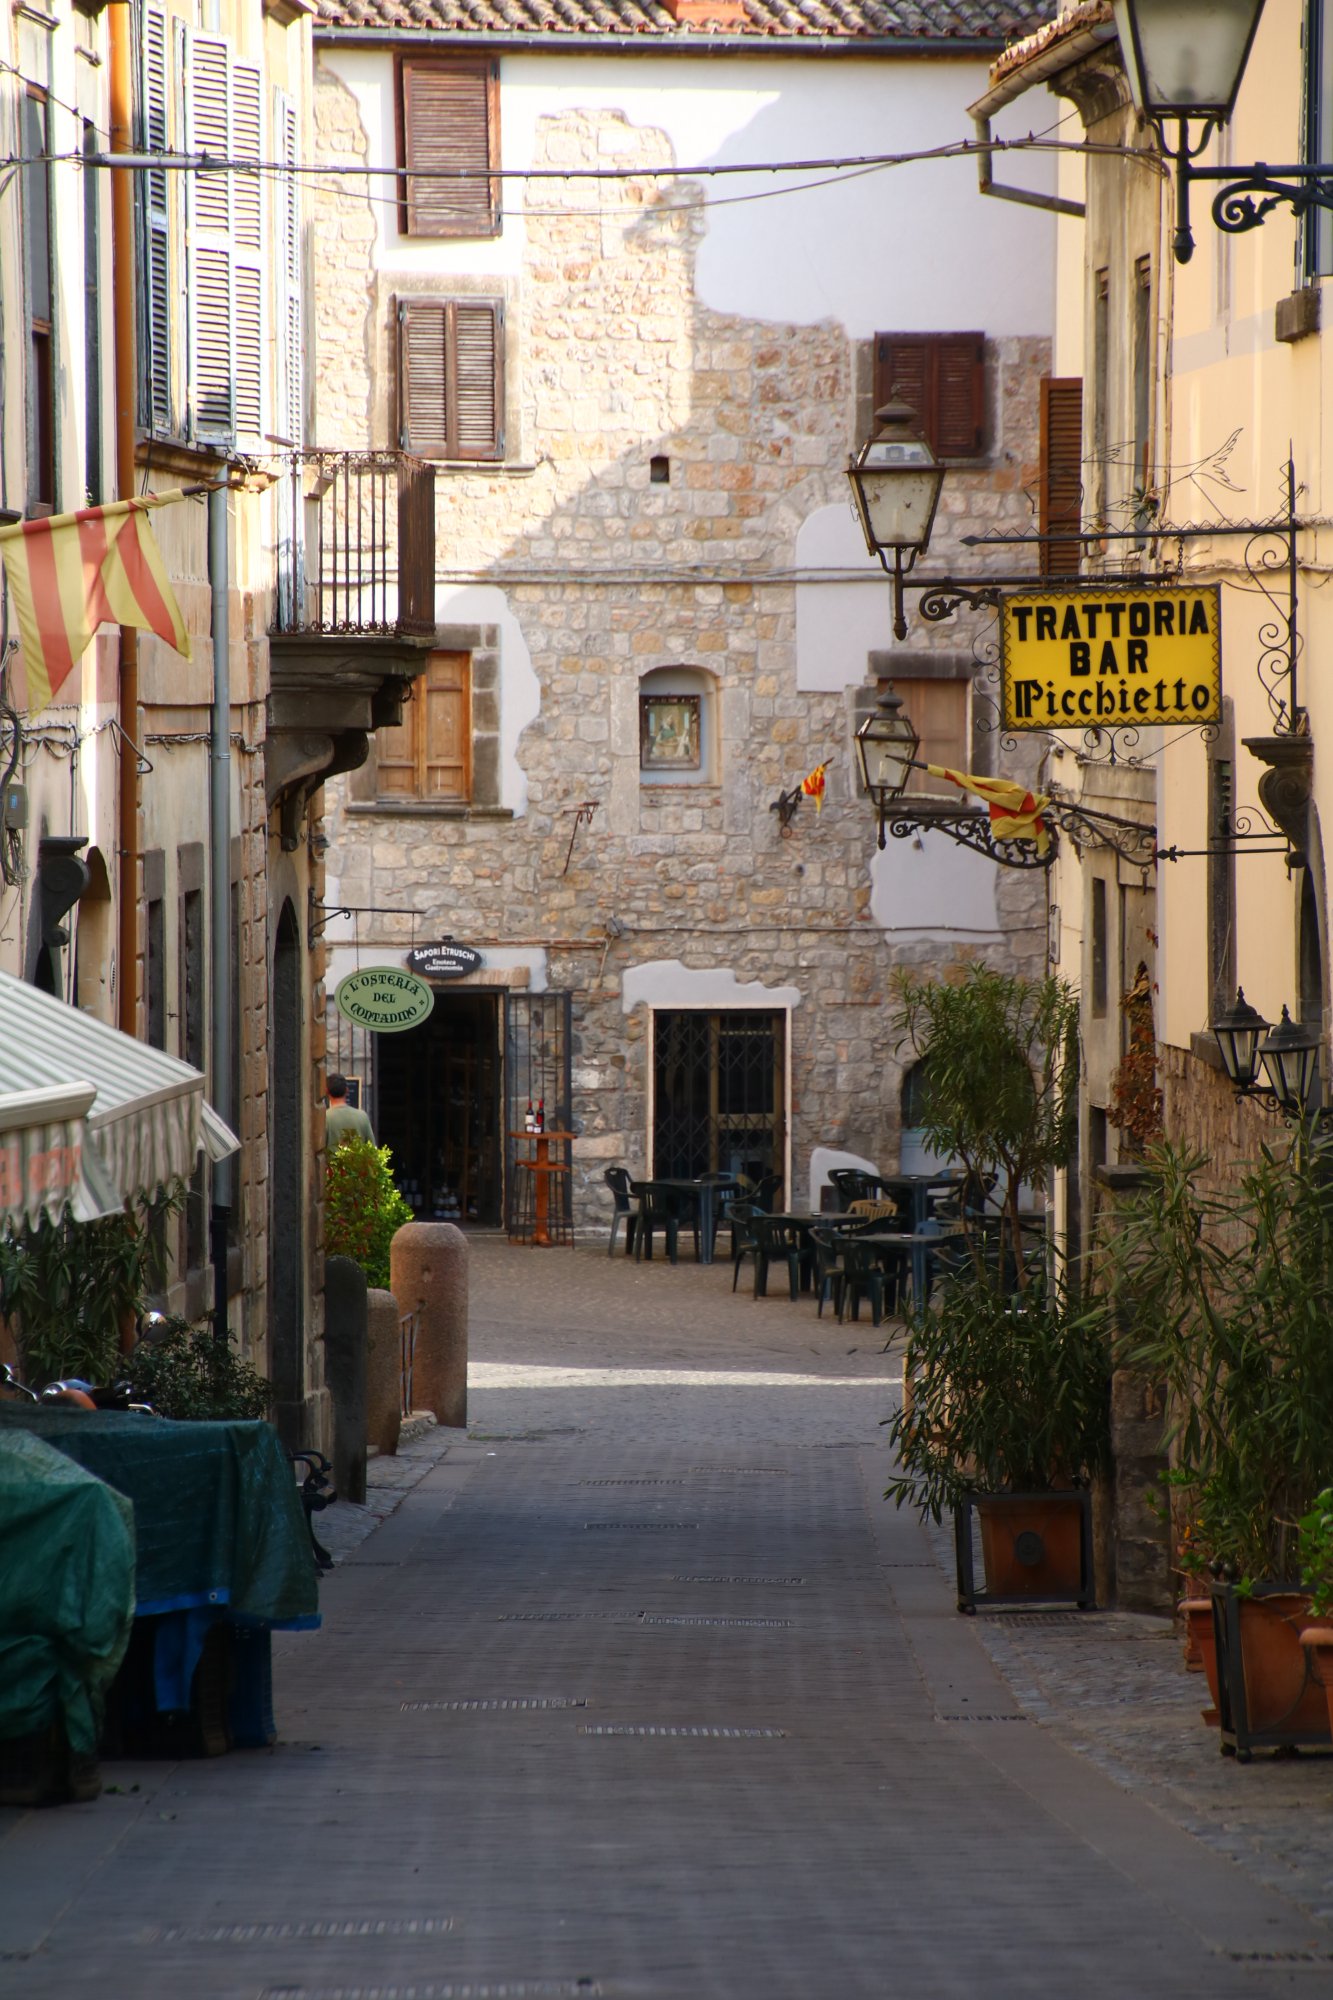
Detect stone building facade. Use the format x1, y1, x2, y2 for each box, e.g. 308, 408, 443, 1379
312, 3, 1064, 1229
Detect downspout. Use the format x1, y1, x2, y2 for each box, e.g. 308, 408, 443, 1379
209, 485, 232, 1340
108, 3, 138, 1036
967, 13, 1121, 220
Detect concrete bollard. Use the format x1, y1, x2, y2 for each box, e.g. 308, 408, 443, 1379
389, 1222, 468, 1429
323, 1256, 368, 1504
366, 1287, 402, 1457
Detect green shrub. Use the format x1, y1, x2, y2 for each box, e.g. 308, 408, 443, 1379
127, 1315, 274, 1421
884, 1269, 1110, 1522
0, 1187, 183, 1388
325, 1137, 414, 1290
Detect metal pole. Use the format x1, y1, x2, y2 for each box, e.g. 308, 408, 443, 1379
108, 3, 139, 1035
208, 485, 233, 1341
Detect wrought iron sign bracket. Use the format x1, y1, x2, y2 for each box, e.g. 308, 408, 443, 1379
881, 803, 1054, 870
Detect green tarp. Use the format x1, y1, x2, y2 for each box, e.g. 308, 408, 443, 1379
0, 1428, 135, 1754
0, 1408, 319, 1627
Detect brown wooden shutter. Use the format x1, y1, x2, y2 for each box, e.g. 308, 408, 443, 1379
1040, 376, 1084, 578
399, 298, 503, 460
873, 333, 985, 458
400, 59, 499, 239
423, 652, 471, 800
896, 679, 969, 797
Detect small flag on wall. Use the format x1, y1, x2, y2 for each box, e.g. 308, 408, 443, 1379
0, 492, 191, 713
800, 762, 828, 812
925, 765, 1051, 856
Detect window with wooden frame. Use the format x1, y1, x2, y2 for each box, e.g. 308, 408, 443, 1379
21, 88, 55, 513
872, 333, 986, 459
893, 677, 969, 799
398, 297, 505, 461
374, 651, 472, 803
397, 57, 500, 239
1039, 376, 1084, 578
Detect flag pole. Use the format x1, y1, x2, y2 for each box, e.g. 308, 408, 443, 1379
109, 1, 139, 1042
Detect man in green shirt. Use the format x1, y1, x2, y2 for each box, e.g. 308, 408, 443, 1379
325, 1072, 374, 1150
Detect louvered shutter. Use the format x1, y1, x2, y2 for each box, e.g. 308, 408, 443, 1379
872, 335, 930, 433
139, 7, 173, 433
873, 333, 985, 459
231, 63, 264, 443
186, 32, 233, 442
933, 334, 986, 458
275, 92, 303, 447
453, 302, 503, 459
401, 60, 499, 239
399, 298, 503, 460
897, 679, 969, 798
1040, 376, 1084, 578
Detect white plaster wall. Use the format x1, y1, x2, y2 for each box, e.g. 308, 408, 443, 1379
324, 51, 1055, 337
869, 834, 1002, 940
621, 958, 802, 1014
437, 584, 541, 813
793, 503, 894, 693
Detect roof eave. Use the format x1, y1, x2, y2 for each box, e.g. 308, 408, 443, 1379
968, 5, 1116, 117
315, 26, 1016, 55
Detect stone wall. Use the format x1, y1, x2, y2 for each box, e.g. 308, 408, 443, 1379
314, 68, 1055, 1224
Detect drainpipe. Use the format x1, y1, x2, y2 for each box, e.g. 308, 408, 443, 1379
209, 485, 232, 1340
108, 3, 138, 1036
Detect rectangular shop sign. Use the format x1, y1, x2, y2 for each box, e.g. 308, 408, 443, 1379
1001, 585, 1221, 732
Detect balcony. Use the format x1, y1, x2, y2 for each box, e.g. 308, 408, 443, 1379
267, 451, 437, 839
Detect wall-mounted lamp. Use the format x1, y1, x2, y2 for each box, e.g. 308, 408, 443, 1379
846, 398, 945, 642
1211, 987, 1322, 1115
1112, 0, 1332, 264
854, 682, 921, 849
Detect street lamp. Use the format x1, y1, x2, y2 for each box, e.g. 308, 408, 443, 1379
1257, 1006, 1321, 1115
1210, 987, 1321, 1113
1108, 0, 1333, 265
1211, 986, 1269, 1092
846, 397, 946, 642
855, 682, 921, 850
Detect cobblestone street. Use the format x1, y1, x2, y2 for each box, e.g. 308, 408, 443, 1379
4, 1236, 1333, 1997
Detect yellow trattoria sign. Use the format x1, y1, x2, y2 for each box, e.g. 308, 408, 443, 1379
1001, 586, 1221, 732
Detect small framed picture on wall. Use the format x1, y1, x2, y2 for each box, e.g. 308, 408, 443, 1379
640, 694, 701, 770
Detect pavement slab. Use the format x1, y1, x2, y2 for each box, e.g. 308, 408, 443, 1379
3, 1236, 1332, 1997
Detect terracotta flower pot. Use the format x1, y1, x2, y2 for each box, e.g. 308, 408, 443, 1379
1223, 1590, 1331, 1741
1180, 1599, 1219, 1725
1299, 1624, 1333, 1737
977, 1492, 1086, 1600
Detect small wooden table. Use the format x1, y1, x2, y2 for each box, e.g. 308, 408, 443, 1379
509, 1129, 574, 1247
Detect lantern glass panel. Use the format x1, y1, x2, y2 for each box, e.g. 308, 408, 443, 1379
1113, 0, 1265, 120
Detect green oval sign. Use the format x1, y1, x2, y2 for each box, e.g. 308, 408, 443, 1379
335, 966, 435, 1034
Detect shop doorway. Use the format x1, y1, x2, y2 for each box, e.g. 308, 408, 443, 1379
652, 1009, 786, 1183
377, 990, 503, 1225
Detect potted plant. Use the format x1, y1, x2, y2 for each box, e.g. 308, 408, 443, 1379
891, 963, 1080, 1291
1298, 1490, 1333, 1733
885, 1267, 1109, 1610
1111, 1130, 1333, 1756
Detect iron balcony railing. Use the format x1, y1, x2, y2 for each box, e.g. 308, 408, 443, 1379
272, 449, 436, 638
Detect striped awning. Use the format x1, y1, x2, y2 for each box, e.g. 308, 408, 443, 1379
0, 971, 239, 1231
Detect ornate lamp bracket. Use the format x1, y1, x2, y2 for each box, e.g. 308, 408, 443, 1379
1242, 733, 1313, 867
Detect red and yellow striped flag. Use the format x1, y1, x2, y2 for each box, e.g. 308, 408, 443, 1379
0, 492, 191, 713
800, 762, 827, 812
925, 765, 1052, 857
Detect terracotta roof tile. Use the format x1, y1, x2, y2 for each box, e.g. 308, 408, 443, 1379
314, 0, 1057, 43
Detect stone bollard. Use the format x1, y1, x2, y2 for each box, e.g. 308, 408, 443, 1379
390, 1222, 468, 1429
366, 1287, 402, 1457
323, 1256, 368, 1505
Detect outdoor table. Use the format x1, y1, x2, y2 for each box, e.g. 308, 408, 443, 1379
0, 1406, 318, 1737
509, 1128, 574, 1247
636, 1176, 740, 1264
858, 1226, 966, 1312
